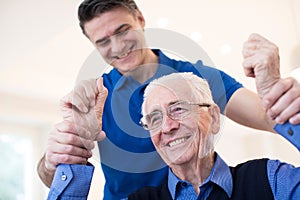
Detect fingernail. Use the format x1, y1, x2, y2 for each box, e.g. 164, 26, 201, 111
289, 117, 296, 125
275, 117, 284, 124
263, 100, 270, 108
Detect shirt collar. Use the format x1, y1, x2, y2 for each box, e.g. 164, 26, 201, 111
167, 153, 233, 199
207, 153, 233, 197
168, 167, 180, 200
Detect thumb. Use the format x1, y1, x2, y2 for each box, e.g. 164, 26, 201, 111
95, 78, 108, 130
95, 130, 106, 141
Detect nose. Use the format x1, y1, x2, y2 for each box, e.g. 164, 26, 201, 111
161, 114, 180, 134
110, 35, 126, 54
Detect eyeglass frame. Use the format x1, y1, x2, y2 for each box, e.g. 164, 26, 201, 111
140, 100, 211, 131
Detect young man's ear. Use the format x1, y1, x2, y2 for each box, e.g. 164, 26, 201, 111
136, 9, 145, 28
210, 104, 220, 134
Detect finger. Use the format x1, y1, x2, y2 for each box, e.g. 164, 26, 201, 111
95, 78, 108, 130
243, 45, 277, 59
45, 151, 91, 167
289, 112, 300, 125
274, 97, 300, 124
50, 129, 95, 150
94, 130, 106, 141
60, 79, 99, 114
242, 58, 255, 77
247, 33, 269, 43
76, 79, 98, 108
72, 109, 104, 141
60, 103, 103, 141
55, 121, 96, 148
60, 91, 89, 113
262, 78, 293, 110
242, 41, 262, 58
242, 56, 270, 78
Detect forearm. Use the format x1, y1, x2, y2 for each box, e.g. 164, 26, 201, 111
37, 154, 55, 187
225, 88, 276, 133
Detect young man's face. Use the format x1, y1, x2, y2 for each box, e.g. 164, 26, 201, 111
84, 7, 148, 75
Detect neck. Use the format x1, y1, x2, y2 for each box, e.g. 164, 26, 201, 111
126, 49, 158, 84
170, 152, 215, 195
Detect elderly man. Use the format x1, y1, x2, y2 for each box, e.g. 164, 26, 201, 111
128, 72, 300, 200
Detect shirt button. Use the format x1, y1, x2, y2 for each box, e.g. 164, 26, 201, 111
61, 174, 67, 181
288, 128, 294, 136
182, 182, 187, 187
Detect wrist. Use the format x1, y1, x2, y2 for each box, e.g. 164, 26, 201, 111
37, 154, 55, 188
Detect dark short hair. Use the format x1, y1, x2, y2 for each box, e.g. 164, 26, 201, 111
78, 0, 138, 36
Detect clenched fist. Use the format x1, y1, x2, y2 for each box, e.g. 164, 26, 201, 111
242, 33, 281, 98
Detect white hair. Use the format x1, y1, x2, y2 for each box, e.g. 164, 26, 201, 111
142, 72, 214, 115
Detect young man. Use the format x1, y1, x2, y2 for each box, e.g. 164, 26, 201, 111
129, 72, 300, 199
38, 0, 300, 199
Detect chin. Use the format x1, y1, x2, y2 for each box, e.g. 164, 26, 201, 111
164, 152, 191, 166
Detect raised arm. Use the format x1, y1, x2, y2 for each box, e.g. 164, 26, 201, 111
37, 78, 107, 187
225, 33, 300, 132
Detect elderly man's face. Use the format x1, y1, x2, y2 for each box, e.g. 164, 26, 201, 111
144, 83, 219, 166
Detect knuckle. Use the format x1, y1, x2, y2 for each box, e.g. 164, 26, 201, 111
295, 97, 300, 108
60, 155, 72, 163
269, 106, 279, 117
63, 145, 74, 154
65, 133, 77, 144
276, 79, 287, 91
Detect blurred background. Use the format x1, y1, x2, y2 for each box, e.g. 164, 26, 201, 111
0, 0, 299, 199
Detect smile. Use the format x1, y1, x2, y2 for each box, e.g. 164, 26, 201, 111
116, 48, 132, 59
168, 136, 190, 147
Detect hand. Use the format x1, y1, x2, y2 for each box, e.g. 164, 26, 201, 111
44, 120, 95, 171
263, 77, 300, 125
60, 78, 108, 140
45, 78, 108, 171
242, 33, 281, 98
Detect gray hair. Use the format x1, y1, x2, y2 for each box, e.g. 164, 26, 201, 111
142, 72, 214, 115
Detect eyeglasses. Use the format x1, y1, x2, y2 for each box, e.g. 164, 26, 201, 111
140, 100, 210, 131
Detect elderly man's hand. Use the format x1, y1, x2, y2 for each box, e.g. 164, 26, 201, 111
60, 78, 108, 141
42, 78, 107, 178
243, 34, 300, 125
242, 33, 281, 98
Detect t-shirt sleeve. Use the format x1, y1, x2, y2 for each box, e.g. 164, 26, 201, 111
193, 60, 243, 113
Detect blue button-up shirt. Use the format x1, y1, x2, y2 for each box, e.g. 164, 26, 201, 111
47, 164, 94, 200
167, 123, 300, 200
47, 123, 300, 200
168, 153, 300, 200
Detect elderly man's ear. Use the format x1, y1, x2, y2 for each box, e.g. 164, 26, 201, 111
209, 105, 221, 134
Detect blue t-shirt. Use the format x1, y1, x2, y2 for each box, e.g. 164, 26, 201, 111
99, 49, 243, 199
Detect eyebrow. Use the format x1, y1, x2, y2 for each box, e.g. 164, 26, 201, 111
95, 24, 131, 44
167, 100, 180, 107
146, 100, 181, 115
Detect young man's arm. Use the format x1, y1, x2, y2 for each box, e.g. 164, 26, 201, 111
225, 87, 276, 132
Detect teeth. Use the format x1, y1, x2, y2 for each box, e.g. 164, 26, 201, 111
169, 138, 187, 147
118, 50, 130, 59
